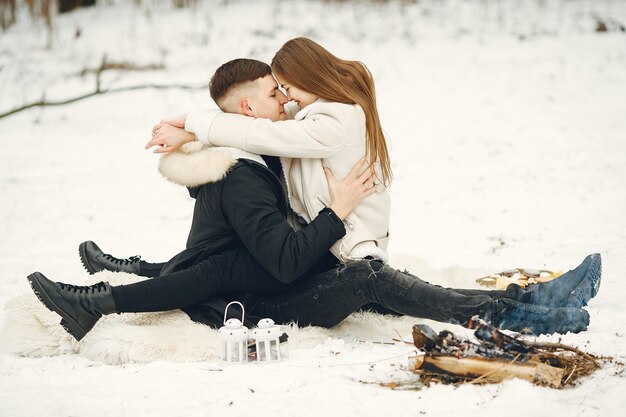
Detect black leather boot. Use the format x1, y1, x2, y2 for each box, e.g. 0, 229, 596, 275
79, 240, 141, 275
27, 272, 117, 341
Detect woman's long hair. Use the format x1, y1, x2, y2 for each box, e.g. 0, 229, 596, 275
271, 37, 392, 187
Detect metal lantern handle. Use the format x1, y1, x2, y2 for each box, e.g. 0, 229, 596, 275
223, 301, 245, 326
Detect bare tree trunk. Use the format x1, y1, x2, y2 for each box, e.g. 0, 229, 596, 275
0, 0, 17, 31
41, 0, 53, 49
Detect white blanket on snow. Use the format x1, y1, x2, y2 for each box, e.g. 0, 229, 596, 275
0, 265, 484, 365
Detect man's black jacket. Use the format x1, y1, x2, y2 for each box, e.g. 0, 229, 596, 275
161, 157, 344, 326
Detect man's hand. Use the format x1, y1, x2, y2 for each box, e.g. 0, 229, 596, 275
324, 158, 377, 220
145, 124, 196, 154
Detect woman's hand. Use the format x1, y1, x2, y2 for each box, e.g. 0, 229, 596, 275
159, 113, 187, 129
145, 123, 196, 153
324, 157, 377, 220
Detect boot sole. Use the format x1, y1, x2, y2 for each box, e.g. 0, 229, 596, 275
567, 254, 602, 307
27, 272, 87, 341
79, 242, 99, 275
588, 254, 602, 298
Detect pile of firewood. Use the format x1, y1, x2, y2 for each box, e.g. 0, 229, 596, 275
409, 319, 607, 388
476, 268, 562, 290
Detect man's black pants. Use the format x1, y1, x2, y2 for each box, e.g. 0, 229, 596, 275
111, 248, 519, 327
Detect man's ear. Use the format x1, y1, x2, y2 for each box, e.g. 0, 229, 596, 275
239, 98, 254, 117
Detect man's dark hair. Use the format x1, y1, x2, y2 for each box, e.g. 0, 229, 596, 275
209, 58, 272, 104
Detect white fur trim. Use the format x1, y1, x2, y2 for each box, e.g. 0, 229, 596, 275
158, 143, 268, 188
158, 142, 237, 187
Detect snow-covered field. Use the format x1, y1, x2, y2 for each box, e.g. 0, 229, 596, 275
1, 0, 626, 415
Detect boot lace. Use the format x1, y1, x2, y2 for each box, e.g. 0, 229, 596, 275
58, 282, 109, 294
103, 253, 141, 266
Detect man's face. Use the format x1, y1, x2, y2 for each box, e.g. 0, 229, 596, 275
246, 74, 288, 121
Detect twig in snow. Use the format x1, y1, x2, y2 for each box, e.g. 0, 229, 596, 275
0, 83, 207, 120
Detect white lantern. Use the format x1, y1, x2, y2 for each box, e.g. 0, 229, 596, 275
251, 318, 284, 362
217, 301, 249, 364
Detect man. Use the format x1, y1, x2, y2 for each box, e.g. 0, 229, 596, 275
28, 59, 600, 341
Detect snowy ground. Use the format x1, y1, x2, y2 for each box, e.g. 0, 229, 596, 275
1, 0, 626, 416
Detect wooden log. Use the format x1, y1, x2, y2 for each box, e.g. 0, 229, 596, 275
409, 355, 563, 388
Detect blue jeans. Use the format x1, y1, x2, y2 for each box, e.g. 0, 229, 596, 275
241, 259, 519, 328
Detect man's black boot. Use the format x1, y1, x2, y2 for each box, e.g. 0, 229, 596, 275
79, 240, 141, 275
516, 253, 602, 308
27, 272, 117, 341
486, 298, 589, 335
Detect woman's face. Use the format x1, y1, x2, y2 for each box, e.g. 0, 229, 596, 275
275, 74, 319, 110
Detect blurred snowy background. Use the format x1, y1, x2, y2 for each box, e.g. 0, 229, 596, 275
1, 0, 626, 416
